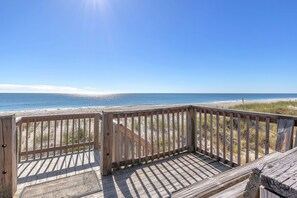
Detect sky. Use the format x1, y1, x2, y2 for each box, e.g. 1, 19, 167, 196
1, 0, 297, 93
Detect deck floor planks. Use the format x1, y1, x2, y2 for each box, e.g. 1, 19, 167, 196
17, 151, 231, 198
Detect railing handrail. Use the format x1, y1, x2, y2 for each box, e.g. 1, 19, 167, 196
193, 105, 297, 123
103, 104, 192, 116
16, 112, 103, 124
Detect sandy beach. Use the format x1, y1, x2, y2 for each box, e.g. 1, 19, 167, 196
1, 98, 297, 117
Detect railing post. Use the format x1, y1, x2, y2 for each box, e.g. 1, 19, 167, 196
100, 112, 113, 176
187, 107, 196, 152
0, 115, 17, 198
94, 114, 100, 150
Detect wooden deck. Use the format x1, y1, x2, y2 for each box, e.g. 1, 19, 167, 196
16, 150, 231, 198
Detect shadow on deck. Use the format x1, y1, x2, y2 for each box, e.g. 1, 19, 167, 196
16, 151, 231, 198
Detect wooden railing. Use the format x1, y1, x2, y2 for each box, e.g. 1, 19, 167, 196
16, 113, 101, 161
100, 104, 297, 174
100, 105, 195, 175
193, 105, 297, 166
12, 104, 297, 172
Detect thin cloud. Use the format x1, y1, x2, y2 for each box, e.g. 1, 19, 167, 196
0, 84, 107, 94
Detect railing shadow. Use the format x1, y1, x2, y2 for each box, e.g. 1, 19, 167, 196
100, 152, 231, 197
17, 150, 100, 185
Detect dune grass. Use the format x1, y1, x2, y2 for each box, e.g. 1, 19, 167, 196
230, 100, 297, 115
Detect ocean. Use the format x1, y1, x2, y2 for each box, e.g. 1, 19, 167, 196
0, 93, 297, 112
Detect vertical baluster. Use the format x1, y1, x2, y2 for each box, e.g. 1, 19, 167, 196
78, 119, 80, 151
131, 114, 135, 165
151, 112, 154, 159
54, 120, 57, 156
186, 108, 189, 149
181, 109, 185, 150
47, 120, 50, 157
83, 117, 86, 151
167, 110, 170, 155
157, 112, 160, 159
60, 119, 63, 155
246, 116, 250, 163
124, 114, 128, 167
223, 112, 226, 163
19, 122, 22, 161
216, 112, 219, 161
204, 110, 207, 154
117, 115, 120, 168
138, 114, 141, 163
88, 117, 91, 152
237, 114, 241, 165
144, 113, 148, 162
255, 117, 259, 159
177, 111, 180, 153
162, 111, 165, 157
172, 111, 175, 155
230, 113, 233, 166
33, 120, 36, 160
199, 109, 202, 151
265, 118, 270, 155
72, 118, 75, 153
210, 111, 213, 157
40, 119, 43, 159
26, 121, 29, 161
65, 119, 69, 154
194, 108, 197, 152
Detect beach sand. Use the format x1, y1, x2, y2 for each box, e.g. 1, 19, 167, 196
1, 98, 297, 117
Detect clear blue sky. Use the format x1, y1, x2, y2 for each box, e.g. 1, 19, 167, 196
1, 0, 297, 93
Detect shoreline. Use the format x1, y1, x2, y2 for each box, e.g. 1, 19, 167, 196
1, 98, 297, 117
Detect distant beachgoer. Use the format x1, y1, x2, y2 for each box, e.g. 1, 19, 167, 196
242, 98, 245, 105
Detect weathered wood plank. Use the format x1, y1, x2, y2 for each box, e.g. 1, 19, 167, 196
167, 110, 170, 154
204, 110, 207, 154
138, 114, 141, 162
255, 117, 259, 159
237, 114, 241, 166
259, 186, 281, 198
216, 112, 219, 161
131, 114, 135, 164
151, 112, 154, 157
210, 111, 213, 157
33, 120, 36, 159
246, 116, 250, 163
0, 115, 17, 198
230, 113, 233, 166
177, 111, 180, 153
124, 114, 128, 167
162, 112, 165, 158
275, 119, 294, 152
100, 112, 114, 175
145, 114, 148, 162
209, 179, 248, 198
172, 112, 175, 155
199, 109, 202, 151
172, 151, 281, 198
93, 114, 100, 150
265, 118, 270, 155
47, 120, 50, 157
223, 112, 226, 163
26, 121, 29, 161
182, 109, 185, 149
156, 112, 160, 159
249, 147, 297, 198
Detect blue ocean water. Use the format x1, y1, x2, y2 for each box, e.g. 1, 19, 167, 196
0, 93, 297, 112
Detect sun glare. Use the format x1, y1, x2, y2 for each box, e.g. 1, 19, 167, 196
82, 0, 111, 16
